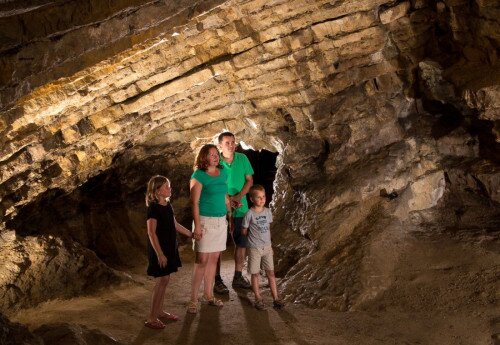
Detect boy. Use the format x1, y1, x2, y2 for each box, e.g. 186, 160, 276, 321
242, 185, 284, 310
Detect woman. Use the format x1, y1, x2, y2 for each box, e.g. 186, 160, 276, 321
187, 144, 231, 313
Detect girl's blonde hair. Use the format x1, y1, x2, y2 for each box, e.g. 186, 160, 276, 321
145, 175, 170, 206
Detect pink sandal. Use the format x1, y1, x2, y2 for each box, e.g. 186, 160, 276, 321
158, 312, 179, 322
144, 319, 165, 329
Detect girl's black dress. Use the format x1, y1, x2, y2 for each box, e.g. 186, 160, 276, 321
146, 202, 182, 277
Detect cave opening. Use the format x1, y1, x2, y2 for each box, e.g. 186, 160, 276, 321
236, 143, 279, 208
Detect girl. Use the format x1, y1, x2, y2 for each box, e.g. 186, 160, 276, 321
145, 175, 192, 329
187, 144, 231, 313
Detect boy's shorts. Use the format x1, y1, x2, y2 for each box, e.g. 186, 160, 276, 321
231, 217, 248, 248
248, 245, 274, 274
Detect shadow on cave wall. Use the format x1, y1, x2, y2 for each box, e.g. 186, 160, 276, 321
7, 145, 279, 269
7, 152, 192, 268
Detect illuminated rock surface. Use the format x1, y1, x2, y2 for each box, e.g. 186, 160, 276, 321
0, 0, 499, 343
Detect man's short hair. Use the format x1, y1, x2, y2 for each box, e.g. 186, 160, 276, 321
218, 131, 235, 143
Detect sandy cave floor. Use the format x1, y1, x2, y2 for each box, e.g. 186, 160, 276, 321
10, 242, 500, 345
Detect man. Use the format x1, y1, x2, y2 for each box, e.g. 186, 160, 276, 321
214, 131, 254, 294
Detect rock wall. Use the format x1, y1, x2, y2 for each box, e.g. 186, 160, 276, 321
0, 0, 226, 108
0, 0, 498, 312
0, 231, 127, 312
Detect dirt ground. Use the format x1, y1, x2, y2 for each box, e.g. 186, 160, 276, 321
10, 241, 499, 345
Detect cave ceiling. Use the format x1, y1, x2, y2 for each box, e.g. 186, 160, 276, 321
0, 0, 427, 225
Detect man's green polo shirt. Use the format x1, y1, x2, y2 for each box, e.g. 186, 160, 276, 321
220, 152, 254, 218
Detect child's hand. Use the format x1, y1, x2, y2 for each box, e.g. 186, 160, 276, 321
158, 254, 168, 268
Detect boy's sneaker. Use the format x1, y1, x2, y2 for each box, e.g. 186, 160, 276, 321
255, 299, 267, 311
273, 299, 285, 309
232, 275, 251, 289
214, 280, 229, 295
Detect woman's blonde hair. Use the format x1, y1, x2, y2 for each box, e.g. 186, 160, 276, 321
145, 175, 169, 206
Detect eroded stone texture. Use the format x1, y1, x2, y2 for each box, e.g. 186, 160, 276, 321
34, 323, 124, 345
0, 231, 127, 312
0, 0, 499, 314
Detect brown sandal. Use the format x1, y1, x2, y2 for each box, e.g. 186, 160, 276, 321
187, 301, 198, 314
201, 296, 223, 307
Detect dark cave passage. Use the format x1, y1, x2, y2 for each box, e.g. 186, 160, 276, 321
237, 145, 279, 207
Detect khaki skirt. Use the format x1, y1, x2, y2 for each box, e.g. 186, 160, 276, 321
193, 215, 227, 253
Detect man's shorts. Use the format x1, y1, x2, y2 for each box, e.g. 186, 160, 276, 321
231, 217, 248, 248
247, 245, 274, 274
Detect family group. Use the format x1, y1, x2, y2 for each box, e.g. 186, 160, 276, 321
143, 132, 284, 330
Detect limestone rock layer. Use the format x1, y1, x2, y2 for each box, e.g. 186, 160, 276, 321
0, 0, 499, 312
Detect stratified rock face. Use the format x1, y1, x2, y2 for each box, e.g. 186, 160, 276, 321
0, 231, 126, 312
0, 0, 226, 108
0, 0, 499, 312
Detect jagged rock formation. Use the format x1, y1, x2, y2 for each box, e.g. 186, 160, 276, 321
0, 0, 499, 315
0, 231, 127, 312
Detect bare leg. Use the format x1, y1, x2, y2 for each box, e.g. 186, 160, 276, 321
216, 255, 222, 278
204, 252, 220, 298
158, 275, 170, 316
190, 253, 208, 303
251, 273, 261, 300
148, 275, 170, 322
266, 270, 279, 300
234, 246, 246, 272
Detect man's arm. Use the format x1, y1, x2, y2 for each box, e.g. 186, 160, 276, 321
231, 174, 253, 206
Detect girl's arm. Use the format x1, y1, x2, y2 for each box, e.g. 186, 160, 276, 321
175, 219, 193, 238
190, 178, 203, 240
147, 218, 167, 267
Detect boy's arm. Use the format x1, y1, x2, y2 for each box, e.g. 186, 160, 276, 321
241, 213, 250, 236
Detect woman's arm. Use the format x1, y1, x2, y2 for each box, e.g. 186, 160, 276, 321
190, 178, 203, 240
147, 218, 167, 267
